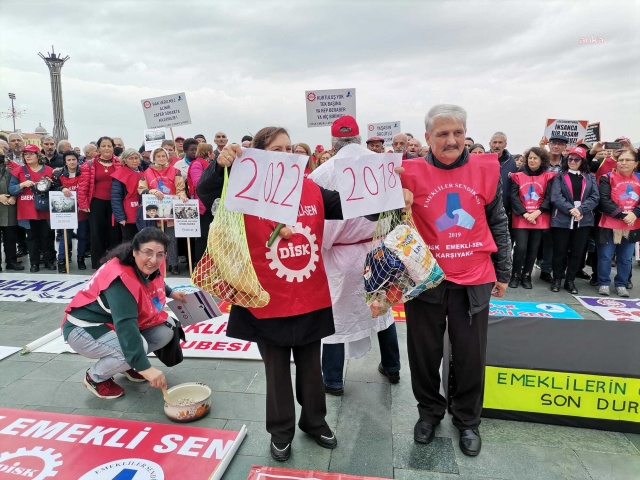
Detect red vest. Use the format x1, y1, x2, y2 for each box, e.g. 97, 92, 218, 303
144, 166, 178, 195
65, 258, 168, 330
599, 172, 640, 230
112, 167, 143, 223
58, 172, 88, 221
245, 179, 331, 319
510, 171, 555, 229
11, 165, 54, 221
401, 154, 499, 285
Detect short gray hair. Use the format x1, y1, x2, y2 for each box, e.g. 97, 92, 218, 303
424, 104, 467, 133
331, 135, 361, 153
41, 135, 55, 143
119, 148, 141, 164
57, 140, 71, 152
8, 133, 24, 141
491, 131, 507, 142
83, 144, 96, 156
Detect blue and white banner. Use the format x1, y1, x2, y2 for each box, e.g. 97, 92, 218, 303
489, 300, 583, 319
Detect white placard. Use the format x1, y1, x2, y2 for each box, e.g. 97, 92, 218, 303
367, 121, 401, 146
49, 191, 78, 229
334, 152, 405, 219
224, 148, 308, 225
144, 128, 168, 151
140, 92, 191, 129
168, 285, 223, 325
142, 194, 175, 220
305, 88, 356, 128
543, 119, 589, 146
173, 199, 201, 237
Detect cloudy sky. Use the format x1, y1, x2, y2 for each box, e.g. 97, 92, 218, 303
0, 0, 638, 154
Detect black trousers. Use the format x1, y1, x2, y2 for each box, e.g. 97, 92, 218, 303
512, 228, 543, 276
16, 225, 26, 252
27, 219, 55, 265
120, 223, 138, 243
257, 340, 329, 444
0, 225, 18, 265
89, 198, 122, 268
194, 210, 213, 268
405, 284, 489, 429
551, 226, 592, 282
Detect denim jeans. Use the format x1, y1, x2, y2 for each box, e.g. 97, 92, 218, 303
57, 220, 89, 261
322, 322, 400, 389
597, 231, 635, 287
67, 319, 174, 383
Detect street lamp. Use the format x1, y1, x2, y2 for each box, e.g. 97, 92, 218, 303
8, 93, 16, 132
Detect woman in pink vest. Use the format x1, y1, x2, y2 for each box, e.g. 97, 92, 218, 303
596, 148, 640, 297
186, 141, 213, 267
508, 147, 554, 289
62, 228, 186, 399
111, 148, 143, 242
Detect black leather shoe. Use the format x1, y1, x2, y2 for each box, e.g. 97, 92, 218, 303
170, 265, 179, 275
5, 263, 25, 271
459, 428, 481, 456
414, 420, 437, 444
77, 257, 86, 270
564, 281, 578, 294
324, 384, 344, 396
550, 279, 561, 292
378, 363, 400, 384
539, 272, 553, 283
590, 275, 598, 286
299, 426, 337, 449
30, 265, 40, 273
520, 273, 533, 289
576, 269, 591, 280
508, 273, 520, 288
45, 263, 57, 271
270, 442, 291, 461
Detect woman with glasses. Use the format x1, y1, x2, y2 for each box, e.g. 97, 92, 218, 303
62, 228, 187, 399
596, 148, 640, 297
549, 147, 599, 294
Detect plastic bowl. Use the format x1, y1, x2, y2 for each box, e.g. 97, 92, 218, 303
163, 382, 212, 423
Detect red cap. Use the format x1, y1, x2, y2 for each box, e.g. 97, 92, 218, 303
175, 136, 185, 141
366, 136, 385, 144
567, 146, 586, 159
331, 115, 359, 138
614, 136, 631, 145
315, 144, 324, 153
23, 144, 40, 153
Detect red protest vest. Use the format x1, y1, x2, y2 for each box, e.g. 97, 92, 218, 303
57, 172, 88, 221
144, 166, 178, 195
11, 165, 54, 221
510, 171, 555, 229
244, 179, 331, 319
112, 167, 143, 223
65, 258, 168, 330
599, 171, 640, 230
402, 154, 499, 285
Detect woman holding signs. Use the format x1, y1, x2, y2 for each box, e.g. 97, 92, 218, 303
201, 125, 412, 462
111, 148, 144, 243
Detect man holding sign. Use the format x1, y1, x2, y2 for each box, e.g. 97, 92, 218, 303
400, 104, 512, 457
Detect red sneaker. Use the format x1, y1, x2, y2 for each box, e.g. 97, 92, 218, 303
123, 369, 146, 383
83, 370, 125, 399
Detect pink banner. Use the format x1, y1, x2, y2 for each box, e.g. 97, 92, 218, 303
247, 466, 390, 480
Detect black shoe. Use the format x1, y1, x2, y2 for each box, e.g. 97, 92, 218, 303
564, 281, 578, 295
77, 257, 86, 270
45, 262, 57, 271
508, 273, 520, 288
539, 272, 553, 283
270, 442, 291, 462
58, 261, 67, 274
30, 265, 40, 273
299, 427, 337, 449
459, 428, 481, 456
626, 281, 633, 289
324, 384, 344, 396
170, 265, 179, 275
414, 420, 437, 444
576, 269, 590, 280
378, 363, 400, 384
16, 248, 27, 257
550, 279, 561, 292
5, 263, 25, 271
520, 273, 533, 289
590, 275, 598, 287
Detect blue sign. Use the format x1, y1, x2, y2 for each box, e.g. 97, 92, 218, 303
489, 300, 582, 319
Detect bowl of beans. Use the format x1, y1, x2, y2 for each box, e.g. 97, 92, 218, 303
163, 382, 212, 422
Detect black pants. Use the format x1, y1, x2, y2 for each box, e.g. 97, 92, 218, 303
89, 198, 122, 268
27, 219, 55, 265
120, 223, 138, 243
16, 225, 27, 252
0, 225, 18, 265
405, 284, 489, 429
551, 226, 592, 282
257, 340, 330, 444
194, 210, 213, 268
512, 228, 543, 276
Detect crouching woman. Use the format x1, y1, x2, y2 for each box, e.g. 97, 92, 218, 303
62, 227, 186, 399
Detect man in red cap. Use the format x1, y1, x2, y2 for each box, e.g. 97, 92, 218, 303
174, 136, 185, 158
366, 136, 385, 153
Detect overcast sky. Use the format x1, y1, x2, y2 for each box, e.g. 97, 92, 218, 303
0, 0, 638, 154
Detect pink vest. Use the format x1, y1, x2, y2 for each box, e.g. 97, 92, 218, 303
144, 166, 178, 195
599, 172, 640, 230
510, 171, 555, 229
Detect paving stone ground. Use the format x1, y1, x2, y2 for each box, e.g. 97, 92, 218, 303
0, 262, 638, 479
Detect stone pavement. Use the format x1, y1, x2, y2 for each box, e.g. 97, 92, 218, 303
0, 265, 639, 479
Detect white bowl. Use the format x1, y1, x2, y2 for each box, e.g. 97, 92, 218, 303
163, 382, 212, 423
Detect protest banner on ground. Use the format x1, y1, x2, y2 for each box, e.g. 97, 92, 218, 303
489, 300, 583, 319
141, 92, 191, 129
144, 128, 169, 151
0, 408, 245, 480
585, 122, 600, 143
0, 346, 20, 362
49, 191, 78, 230
575, 296, 640, 322
305, 88, 356, 128
173, 199, 201, 237
543, 119, 589, 146
247, 466, 390, 480
142, 194, 175, 221
366, 121, 401, 146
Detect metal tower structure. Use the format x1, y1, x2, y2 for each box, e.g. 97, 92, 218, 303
38, 46, 69, 142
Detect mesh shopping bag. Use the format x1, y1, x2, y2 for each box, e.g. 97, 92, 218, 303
364, 210, 445, 317
191, 168, 270, 307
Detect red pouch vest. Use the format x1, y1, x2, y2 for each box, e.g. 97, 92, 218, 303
599, 171, 640, 230
112, 167, 143, 223
401, 154, 499, 285
144, 166, 178, 195
65, 258, 168, 330
510, 171, 555, 229
245, 179, 331, 319
12, 165, 54, 221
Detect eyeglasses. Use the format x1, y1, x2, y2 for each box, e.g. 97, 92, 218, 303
549, 141, 567, 146
616, 158, 636, 163
567, 158, 582, 163
139, 249, 167, 260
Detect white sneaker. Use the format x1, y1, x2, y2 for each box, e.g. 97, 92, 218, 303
598, 285, 610, 296
616, 286, 630, 297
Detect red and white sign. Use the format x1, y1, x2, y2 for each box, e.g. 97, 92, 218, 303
224, 148, 308, 225
247, 466, 390, 480
543, 119, 589, 146
333, 152, 404, 219
0, 408, 245, 480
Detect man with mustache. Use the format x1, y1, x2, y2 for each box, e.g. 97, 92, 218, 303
489, 132, 518, 242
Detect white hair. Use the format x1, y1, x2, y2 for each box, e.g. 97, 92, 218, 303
491, 131, 508, 142
57, 140, 71, 152
41, 135, 55, 143
83, 144, 96, 156
8, 133, 24, 141
331, 135, 361, 153
424, 104, 467, 133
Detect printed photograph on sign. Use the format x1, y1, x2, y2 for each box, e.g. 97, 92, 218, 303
144, 128, 168, 151
142, 194, 175, 220
305, 88, 356, 128
49, 191, 78, 229
173, 199, 201, 237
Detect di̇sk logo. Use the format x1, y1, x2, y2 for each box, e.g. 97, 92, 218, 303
435, 192, 475, 232
306, 92, 316, 102
0, 447, 62, 480
79, 458, 164, 479
265, 222, 319, 282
